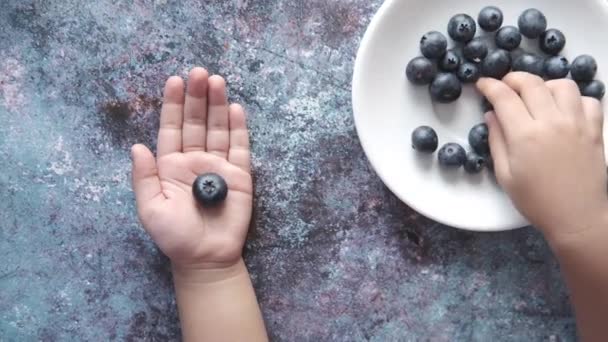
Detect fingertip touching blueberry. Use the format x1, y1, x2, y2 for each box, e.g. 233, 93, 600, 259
193, 173, 229, 207
469, 123, 490, 155
481, 49, 512, 79
420, 31, 448, 59
518, 8, 547, 39
478, 6, 503, 32
439, 50, 461, 72
438, 143, 467, 168
544, 56, 570, 79
412, 126, 439, 153
457, 62, 481, 83
463, 38, 489, 63
496, 26, 522, 51
464, 151, 486, 174
406, 57, 437, 85
429, 73, 463, 103
578, 80, 605, 100
571, 55, 598, 82
448, 14, 477, 43
540, 29, 566, 55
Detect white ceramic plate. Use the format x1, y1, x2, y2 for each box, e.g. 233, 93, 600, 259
353, 0, 608, 231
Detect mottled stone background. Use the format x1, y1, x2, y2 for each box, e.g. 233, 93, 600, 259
0, 1, 575, 341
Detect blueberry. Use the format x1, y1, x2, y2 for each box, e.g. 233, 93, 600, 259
448, 14, 477, 43
495, 26, 522, 51
540, 29, 566, 55
429, 73, 462, 103
438, 143, 467, 168
463, 38, 488, 63
481, 49, 512, 79
420, 31, 448, 59
578, 80, 605, 100
512, 53, 544, 77
457, 62, 481, 83
439, 50, 461, 72
482, 97, 494, 113
571, 55, 598, 82
192, 173, 228, 207
464, 151, 486, 174
411, 126, 439, 153
468, 123, 490, 155
406, 57, 437, 85
544, 56, 570, 79
517, 9, 547, 39
478, 6, 503, 32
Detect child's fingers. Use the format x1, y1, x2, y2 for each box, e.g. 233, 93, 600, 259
477, 77, 532, 142
485, 111, 511, 186
131, 144, 165, 209
581, 97, 604, 142
228, 104, 251, 173
545, 79, 584, 118
157, 77, 185, 157
502, 72, 558, 120
206, 75, 230, 159
183, 68, 209, 152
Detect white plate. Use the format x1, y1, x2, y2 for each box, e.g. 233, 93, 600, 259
353, 0, 608, 231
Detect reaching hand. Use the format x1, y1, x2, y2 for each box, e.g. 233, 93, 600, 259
478, 72, 608, 240
131, 67, 252, 270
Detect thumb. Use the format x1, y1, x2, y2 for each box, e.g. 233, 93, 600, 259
131, 144, 164, 209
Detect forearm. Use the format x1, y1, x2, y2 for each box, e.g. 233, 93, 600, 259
546, 216, 608, 342
172, 258, 268, 342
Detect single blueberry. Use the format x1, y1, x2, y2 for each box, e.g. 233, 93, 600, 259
512, 53, 545, 77
411, 126, 439, 153
438, 143, 467, 168
192, 173, 228, 207
540, 29, 566, 55
518, 8, 547, 39
496, 26, 522, 51
478, 6, 503, 32
464, 151, 486, 174
468, 123, 490, 155
448, 14, 477, 43
578, 80, 605, 100
429, 73, 462, 103
406, 57, 437, 85
463, 38, 489, 63
439, 50, 461, 72
420, 31, 448, 59
457, 62, 481, 83
571, 55, 598, 82
482, 97, 494, 113
544, 56, 570, 79
481, 49, 512, 79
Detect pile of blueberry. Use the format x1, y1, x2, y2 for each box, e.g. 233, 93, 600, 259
407, 7, 606, 172
412, 124, 489, 173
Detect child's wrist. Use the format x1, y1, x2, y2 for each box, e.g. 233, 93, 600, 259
172, 258, 248, 285
542, 210, 608, 257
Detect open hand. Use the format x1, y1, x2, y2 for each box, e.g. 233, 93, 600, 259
131, 67, 252, 270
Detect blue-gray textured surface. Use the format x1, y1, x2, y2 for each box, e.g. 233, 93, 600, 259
0, 1, 575, 341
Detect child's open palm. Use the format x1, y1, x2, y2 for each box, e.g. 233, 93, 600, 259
131, 68, 252, 270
